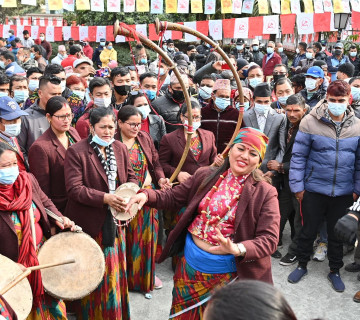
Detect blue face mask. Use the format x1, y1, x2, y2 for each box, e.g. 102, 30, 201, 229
199, 86, 212, 100
351, 86, 360, 101
28, 79, 39, 92
91, 134, 114, 147
235, 101, 250, 111
278, 95, 290, 106
215, 97, 230, 111
137, 104, 151, 119
140, 58, 147, 64
328, 102, 347, 117
145, 89, 156, 101
249, 77, 263, 88
0, 166, 19, 185
254, 103, 270, 115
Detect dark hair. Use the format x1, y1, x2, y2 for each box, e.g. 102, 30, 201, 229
206, 280, 297, 320
0, 51, 15, 62
274, 78, 293, 93
128, 92, 146, 105
0, 142, 15, 158
349, 76, 360, 85
69, 45, 81, 55
110, 67, 130, 81
274, 64, 288, 72
201, 74, 216, 82
139, 72, 157, 83
313, 42, 322, 51
46, 96, 69, 116
88, 77, 111, 94
286, 93, 306, 109
89, 107, 116, 127
44, 64, 65, 76
290, 73, 306, 87
23, 30, 29, 35
39, 75, 61, 89
31, 45, 42, 54
10, 75, 27, 91
117, 105, 141, 122
299, 42, 307, 51
0, 73, 10, 86
327, 80, 351, 97
27, 67, 43, 78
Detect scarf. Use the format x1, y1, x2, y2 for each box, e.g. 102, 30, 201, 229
0, 171, 44, 309
89, 136, 118, 247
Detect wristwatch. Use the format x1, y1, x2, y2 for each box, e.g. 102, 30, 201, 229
236, 243, 247, 257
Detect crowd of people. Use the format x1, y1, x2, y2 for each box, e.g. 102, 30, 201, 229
0, 27, 360, 320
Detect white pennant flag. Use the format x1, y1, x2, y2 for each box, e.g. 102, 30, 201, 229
234, 18, 249, 38
209, 20, 223, 41
184, 22, 197, 42
107, 0, 121, 11
46, 26, 55, 42
79, 26, 89, 41
177, 0, 190, 13
297, 13, 314, 34
233, 0, 243, 13
263, 15, 279, 34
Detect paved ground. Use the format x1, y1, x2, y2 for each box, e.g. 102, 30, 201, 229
129, 229, 360, 320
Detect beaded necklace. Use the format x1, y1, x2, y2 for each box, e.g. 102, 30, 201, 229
200, 170, 248, 236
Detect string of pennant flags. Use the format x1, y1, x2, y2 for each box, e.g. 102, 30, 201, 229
1, 12, 360, 43
1, 0, 360, 15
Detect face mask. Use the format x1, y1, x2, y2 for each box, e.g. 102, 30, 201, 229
114, 85, 131, 96
296, 48, 300, 54
100, 42, 105, 46
30, 53, 35, 59
249, 77, 263, 88
183, 119, 201, 131
305, 78, 318, 91
0, 60, 5, 69
73, 90, 85, 100
199, 86, 212, 100
155, 67, 165, 76
145, 89, 157, 101
0, 91, 8, 97
107, 46, 113, 50
351, 86, 360, 101
334, 49, 342, 56
267, 47, 274, 54
171, 89, 185, 102
94, 97, 112, 108
273, 74, 285, 83
4, 123, 21, 137
40, 36, 45, 41
28, 79, 39, 91
252, 45, 259, 51
278, 95, 290, 105
236, 45, 244, 50
137, 104, 151, 119
91, 134, 114, 147
140, 58, 147, 65
60, 81, 66, 93
254, 103, 270, 115
13, 90, 29, 103
328, 102, 347, 117
350, 52, 357, 57
215, 97, 230, 111
306, 52, 313, 59
0, 166, 19, 185
278, 48, 283, 53
235, 101, 250, 111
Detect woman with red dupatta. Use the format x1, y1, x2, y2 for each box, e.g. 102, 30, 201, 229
0, 142, 75, 320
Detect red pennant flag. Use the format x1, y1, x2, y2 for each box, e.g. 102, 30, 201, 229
222, 19, 235, 39
71, 27, 79, 40
106, 26, 114, 41
197, 21, 209, 37
352, 12, 360, 31
88, 26, 97, 42
314, 12, 331, 32
280, 14, 296, 35
248, 17, 263, 38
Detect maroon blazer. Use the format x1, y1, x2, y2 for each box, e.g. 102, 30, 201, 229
0, 173, 63, 263
159, 128, 217, 178
115, 130, 165, 186
64, 139, 138, 237
28, 127, 81, 213
144, 167, 280, 284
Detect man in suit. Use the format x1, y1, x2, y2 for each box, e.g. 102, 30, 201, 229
243, 82, 286, 179
267, 94, 307, 263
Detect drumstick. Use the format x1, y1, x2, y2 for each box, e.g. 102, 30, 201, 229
44, 208, 82, 232
29, 205, 37, 251
27, 259, 76, 271
0, 269, 31, 296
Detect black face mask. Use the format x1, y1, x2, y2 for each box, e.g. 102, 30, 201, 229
334, 49, 342, 56
171, 89, 185, 102
114, 85, 131, 96
273, 74, 285, 83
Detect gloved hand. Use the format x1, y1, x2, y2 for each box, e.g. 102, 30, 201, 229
334, 214, 358, 244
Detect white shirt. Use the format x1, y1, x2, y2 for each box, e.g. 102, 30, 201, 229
254, 108, 269, 133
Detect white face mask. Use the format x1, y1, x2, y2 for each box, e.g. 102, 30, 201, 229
3, 123, 21, 137
94, 97, 112, 108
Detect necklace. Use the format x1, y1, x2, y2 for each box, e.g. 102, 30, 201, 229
200, 170, 248, 237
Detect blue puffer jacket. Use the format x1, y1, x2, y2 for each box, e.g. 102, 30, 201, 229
289, 101, 360, 197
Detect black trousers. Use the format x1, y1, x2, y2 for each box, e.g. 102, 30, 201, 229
296, 191, 353, 271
